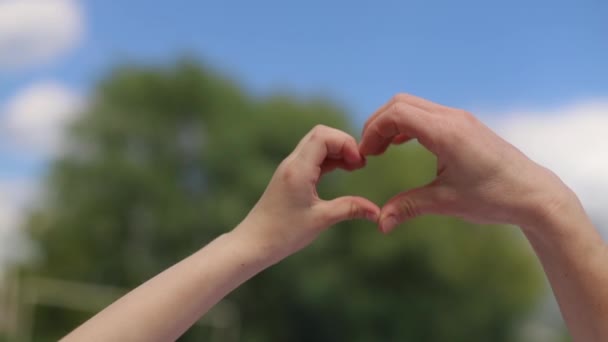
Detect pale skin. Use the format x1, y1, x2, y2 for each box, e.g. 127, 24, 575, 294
64, 95, 607, 341
62, 125, 381, 342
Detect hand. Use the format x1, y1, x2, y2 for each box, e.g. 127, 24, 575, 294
359, 94, 574, 233
238, 125, 380, 261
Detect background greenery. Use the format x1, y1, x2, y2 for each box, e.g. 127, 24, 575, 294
19, 60, 543, 341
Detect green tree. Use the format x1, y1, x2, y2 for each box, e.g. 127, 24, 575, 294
22, 60, 542, 341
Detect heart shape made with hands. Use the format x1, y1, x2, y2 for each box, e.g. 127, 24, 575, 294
356, 138, 434, 234
315, 92, 523, 234
312, 124, 435, 234
349, 134, 434, 234
276, 93, 544, 259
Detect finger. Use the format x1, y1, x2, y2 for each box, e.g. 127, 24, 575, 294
378, 184, 444, 234
363, 97, 398, 137
376, 134, 412, 155
371, 133, 413, 158
298, 125, 363, 167
320, 159, 343, 175
359, 102, 434, 156
362, 94, 450, 136
316, 196, 380, 227
320, 158, 365, 175
397, 93, 453, 112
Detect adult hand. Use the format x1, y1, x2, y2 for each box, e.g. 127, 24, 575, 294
359, 94, 573, 233
241, 125, 380, 260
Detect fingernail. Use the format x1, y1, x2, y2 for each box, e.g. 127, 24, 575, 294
381, 216, 399, 233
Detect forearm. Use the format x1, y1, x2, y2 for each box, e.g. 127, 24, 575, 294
61, 125, 378, 342
521, 193, 608, 341
62, 223, 277, 342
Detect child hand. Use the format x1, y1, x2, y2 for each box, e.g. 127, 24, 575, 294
237, 125, 380, 261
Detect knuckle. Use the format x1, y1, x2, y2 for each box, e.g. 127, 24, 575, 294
440, 110, 477, 146
435, 117, 463, 146
393, 93, 412, 103
277, 160, 298, 185
348, 135, 357, 146
447, 108, 476, 128
309, 124, 329, 141
388, 102, 406, 117
397, 196, 421, 219
457, 109, 476, 124
348, 201, 362, 219
313, 124, 329, 133
371, 121, 386, 139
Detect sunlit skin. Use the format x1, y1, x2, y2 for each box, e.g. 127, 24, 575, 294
64, 95, 607, 342
360, 94, 608, 342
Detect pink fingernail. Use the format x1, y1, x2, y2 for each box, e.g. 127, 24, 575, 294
381, 216, 399, 233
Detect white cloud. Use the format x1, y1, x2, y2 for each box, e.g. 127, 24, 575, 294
0, 0, 84, 70
0, 80, 82, 276
0, 81, 83, 156
492, 99, 608, 236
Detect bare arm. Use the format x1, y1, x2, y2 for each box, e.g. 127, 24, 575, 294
62, 229, 275, 342
359, 93, 608, 341
521, 193, 608, 341
63, 125, 380, 342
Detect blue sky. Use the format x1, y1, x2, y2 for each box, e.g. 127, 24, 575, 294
1, 2, 607, 330
2, 0, 607, 121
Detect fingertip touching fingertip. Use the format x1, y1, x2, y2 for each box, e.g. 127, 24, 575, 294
358, 145, 372, 157
344, 146, 362, 165
365, 211, 379, 222
380, 215, 399, 233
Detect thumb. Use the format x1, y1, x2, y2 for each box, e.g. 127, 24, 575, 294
379, 184, 444, 234
316, 196, 380, 227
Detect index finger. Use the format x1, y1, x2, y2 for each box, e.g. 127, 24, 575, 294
362, 93, 451, 137
359, 102, 437, 156
296, 125, 363, 168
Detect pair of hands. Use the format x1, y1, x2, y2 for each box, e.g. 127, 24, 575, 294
239, 94, 573, 260
63, 94, 603, 342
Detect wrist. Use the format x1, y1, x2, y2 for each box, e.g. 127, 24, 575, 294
517, 179, 606, 269
527, 191, 577, 230
514, 165, 581, 231
227, 218, 289, 268
518, 176, 588, 238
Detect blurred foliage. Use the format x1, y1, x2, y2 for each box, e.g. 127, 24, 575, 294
22, 60, 543, 341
